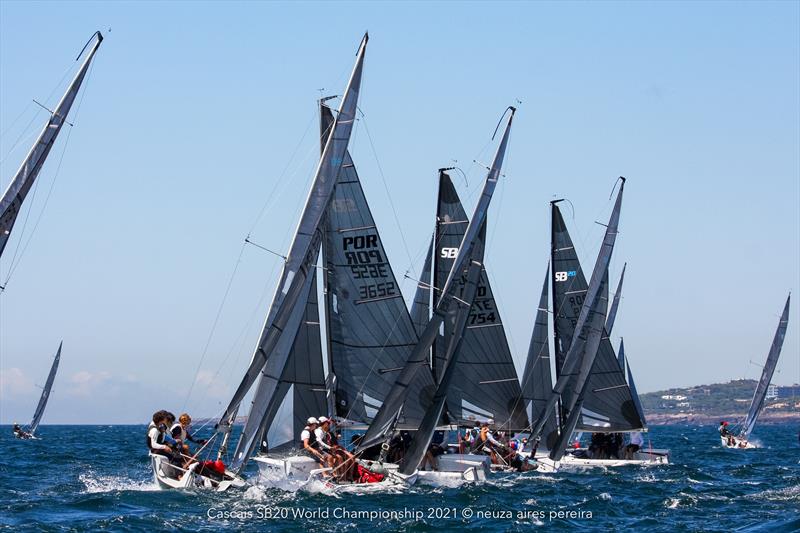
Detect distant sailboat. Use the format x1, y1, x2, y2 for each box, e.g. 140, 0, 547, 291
0, 32, 103, 276
13, 342, 61, 440
722, 294, 791, 449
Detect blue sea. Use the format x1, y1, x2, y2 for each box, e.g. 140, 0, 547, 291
0, 424, 798, 531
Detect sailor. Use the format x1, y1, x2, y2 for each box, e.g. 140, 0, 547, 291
719, 421, 730, 437
171, 413, 207, 452
301, 417, 327, 466
12, 423, 31, 439
472, 424, 503, 464
146, 411, 174, 459
624, 431, 644, 459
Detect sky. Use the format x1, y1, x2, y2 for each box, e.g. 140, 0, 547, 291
0, 1, 798, 424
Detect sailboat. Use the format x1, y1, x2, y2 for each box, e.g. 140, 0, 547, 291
251, 94, 437, 488
348, 107, 518, 485
404, 169, 532, 477
523, 181, 668, 470
149, 34, 394, 492
1, 32, 103, 281
721, 294, 791, 449
13, 342, 62, 440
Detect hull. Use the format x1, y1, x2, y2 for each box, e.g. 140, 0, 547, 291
254, 453, 429, 492
526, 448, 669, 471
150, 454, 245, 492
721, 435, 757, 449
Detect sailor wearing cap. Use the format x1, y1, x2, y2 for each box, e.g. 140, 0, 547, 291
301, 417, 326, 464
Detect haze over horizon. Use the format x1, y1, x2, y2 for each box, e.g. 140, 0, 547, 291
1, 2, 798, 424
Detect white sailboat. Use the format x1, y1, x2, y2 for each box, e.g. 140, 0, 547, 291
721, 294, 790, 449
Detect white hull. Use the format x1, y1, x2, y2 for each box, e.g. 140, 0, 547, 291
150, 454, 245, 492
721, 435, 756, 449
254, 453, 490, 490
254, 454, 416, 492
525, 448, 669, 471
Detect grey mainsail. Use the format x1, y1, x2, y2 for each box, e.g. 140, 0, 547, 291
432, 172, 527, 430
357, 107, 517, 452
520, 265, 558, 448
550, 202, 643, 433
30, 341, 62, 435
741, 294, 791, 438
218, 35, 368, 450
0, 32, 103, 260
320, 103, 434, 427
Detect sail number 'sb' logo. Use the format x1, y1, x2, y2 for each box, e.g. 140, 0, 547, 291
555, 271, 577, 282
440, 247, 458, 259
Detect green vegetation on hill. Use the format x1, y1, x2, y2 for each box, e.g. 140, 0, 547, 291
640, 379, 800, 417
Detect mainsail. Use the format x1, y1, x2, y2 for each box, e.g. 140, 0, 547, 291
218, 35, 368, 459
30, 341, 62, 435
320, 103, 434, 427
520, 265, 558, 448
432, 172, 527, 430
0, 32, 103, 260
741, 294, 791, 438
357, 107, 517, 452
550, 201, 643, 433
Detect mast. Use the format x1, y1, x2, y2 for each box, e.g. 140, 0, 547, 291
741, 293, 791, 438
218, 34, 368, 469
357, 106, 516, 452
29, 341, 62, 435
0, 32, 103, 260
528, 178, 625, 454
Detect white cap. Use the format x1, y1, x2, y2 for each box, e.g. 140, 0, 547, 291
307, 417, 319, 425
318, 416, 329, 424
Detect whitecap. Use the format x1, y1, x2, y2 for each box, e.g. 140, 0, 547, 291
79, 472, 157, 493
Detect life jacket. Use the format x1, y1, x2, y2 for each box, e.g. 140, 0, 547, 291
146, 422, 164, 451
302, 426, 318, 449
171, 423, 187, 442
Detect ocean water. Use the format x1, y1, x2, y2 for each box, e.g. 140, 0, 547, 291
0, 424, 798, 532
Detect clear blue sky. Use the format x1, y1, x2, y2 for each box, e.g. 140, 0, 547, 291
1, 1, 797, 424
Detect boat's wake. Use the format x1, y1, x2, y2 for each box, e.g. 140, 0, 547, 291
79, 471, 157, 494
